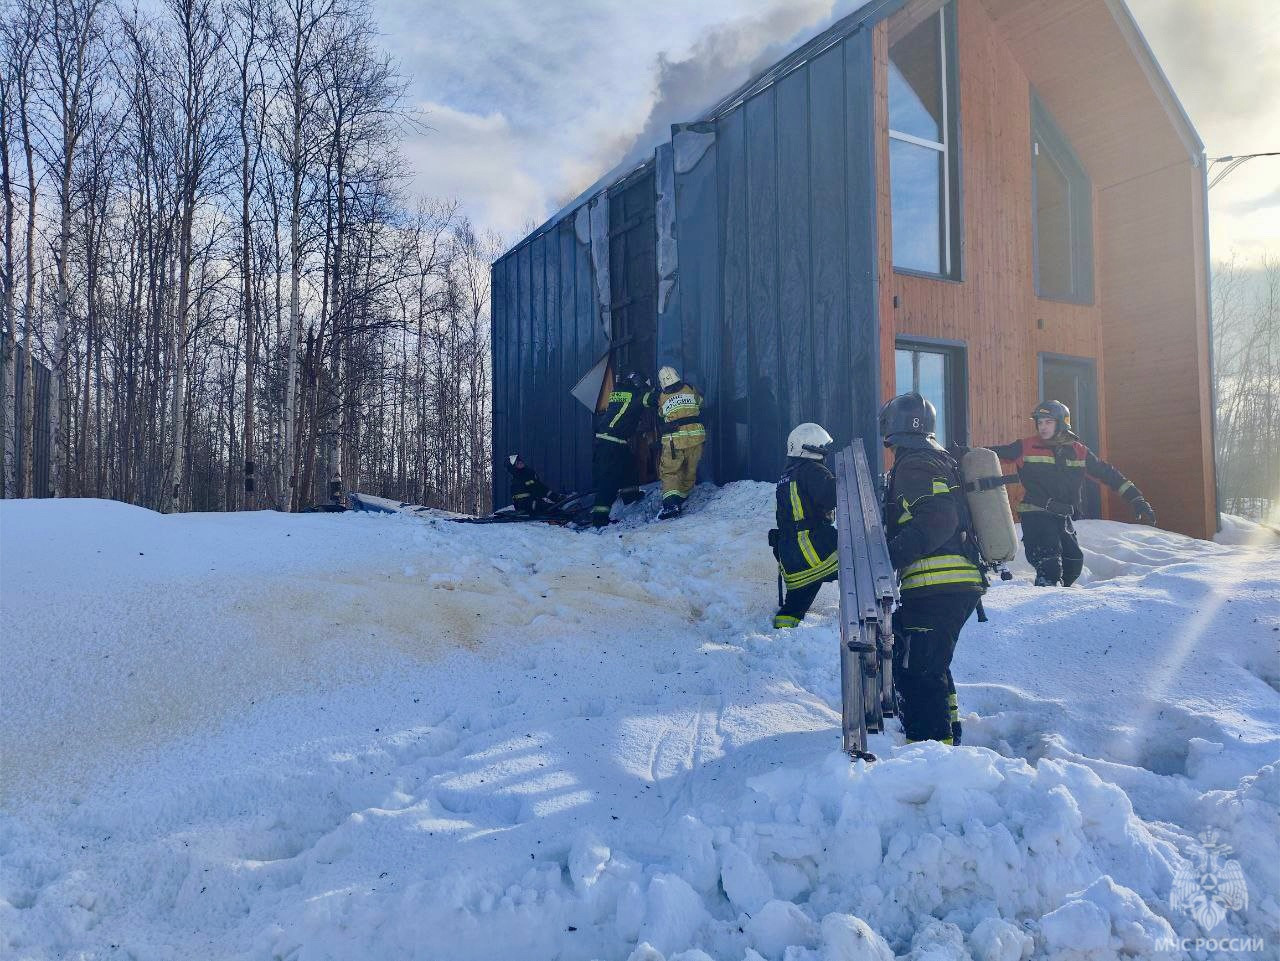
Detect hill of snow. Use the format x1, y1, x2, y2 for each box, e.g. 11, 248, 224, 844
1, 487, 1277, 961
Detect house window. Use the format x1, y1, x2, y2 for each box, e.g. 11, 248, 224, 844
1032, 93, 1093, 302
889, 4, 959, 278
895, 339, 967, 446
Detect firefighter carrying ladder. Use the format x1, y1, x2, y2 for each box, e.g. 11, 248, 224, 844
833, 442, 900, 761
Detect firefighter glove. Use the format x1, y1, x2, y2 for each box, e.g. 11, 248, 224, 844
1132, 498, 1156, 525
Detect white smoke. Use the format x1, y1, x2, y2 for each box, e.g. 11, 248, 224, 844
554, 0, 872, 207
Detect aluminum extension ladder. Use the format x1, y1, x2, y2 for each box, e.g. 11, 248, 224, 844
833, 442, 900, 761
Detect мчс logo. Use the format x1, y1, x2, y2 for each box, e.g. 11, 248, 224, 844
1171, 829, 1248, 932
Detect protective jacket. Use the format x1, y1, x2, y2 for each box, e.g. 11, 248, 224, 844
774, 457, 838, 590
990, 434, 1146, 517
884, 447, 984, 595
508, 463, 550, 513
594, 385, 645, 446
643, 382, 705, 446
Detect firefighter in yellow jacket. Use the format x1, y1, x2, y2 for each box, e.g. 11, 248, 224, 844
643, 366, 706, 519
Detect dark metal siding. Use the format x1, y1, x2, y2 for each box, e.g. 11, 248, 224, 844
492, 205, 609, 506
777, 67, 815, 445
608, 169, 658, 378
670, 125, 721, 481
845, 34, 881, 466
670, 26, 881, 482
717, 104, 750, 482
745, 88, 784, 483
491, 21, 883, 506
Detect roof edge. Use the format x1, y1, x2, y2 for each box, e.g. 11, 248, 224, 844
1103, 0, 1204, 163
494, 156, 653, 264
699, 0, 908, 121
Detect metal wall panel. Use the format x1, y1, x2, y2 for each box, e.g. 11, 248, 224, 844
515, 243, 532, 497
672, 124, 720, 482
529, 234, 547, 478
717, 106, 750, 483
543, 228, 562, 487
556, 220, 575, 491
573, 209, 599, 488
776, 68, 816, 432
845, 32, 881, 468
809, 46, 850, 441
504, 253, 521, 504
655, 142, 682, 372
609, 169, 658, 379
745, 86, 785, 481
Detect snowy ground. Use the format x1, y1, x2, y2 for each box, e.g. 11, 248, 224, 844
1, 486, 1277, 961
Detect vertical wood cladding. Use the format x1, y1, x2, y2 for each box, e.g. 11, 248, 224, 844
1098, 161, 1216, 539
876, 0, 1214, 536
877, 0, 1105, 480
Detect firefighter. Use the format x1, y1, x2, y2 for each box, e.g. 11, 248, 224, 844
643, 366, 706, 519
987, 400, 1156, 587
506, 454, 559, 516
881, 392, 984, 746
589, 370, 647, 528
770, 423, 839, 629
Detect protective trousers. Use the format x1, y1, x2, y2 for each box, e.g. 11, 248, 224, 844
773, 569, 837, 628
658, 437, 703, 507
591, 442, 639, 527
771, 522, 838, 628
1020, 512, 1084, 586
892, 592, 978, 744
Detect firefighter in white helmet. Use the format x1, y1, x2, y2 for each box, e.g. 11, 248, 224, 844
769, 423, 838, 628
642, 365, 706, 519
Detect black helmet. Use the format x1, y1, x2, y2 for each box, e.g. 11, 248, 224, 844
1031, 400, 1071, 434
879, 392, 942, 450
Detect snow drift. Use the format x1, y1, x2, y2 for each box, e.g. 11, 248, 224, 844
1, 487, 1277, 960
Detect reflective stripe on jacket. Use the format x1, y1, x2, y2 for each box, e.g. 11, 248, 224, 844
775, 458, 838, 589
884, 448, 983, 595
594, 389, 643, 445
989, 435, 1145, 514
644, 382, 705, 442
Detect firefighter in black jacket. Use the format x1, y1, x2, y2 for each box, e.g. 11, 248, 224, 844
988, 400, 1155, 587
881, 392, 984, 745
589, 370, 648, 528
771, 423, 839, 629
506, 454, 559, 516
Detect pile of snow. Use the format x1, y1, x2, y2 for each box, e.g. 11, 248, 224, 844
1, 488, 1277, 960
1214, 513, 1280, 548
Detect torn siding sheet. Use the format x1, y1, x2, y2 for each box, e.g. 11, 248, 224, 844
673, 124, 716, 174
571, 351, 611, 413
655, 142, 679, 316
589, 196, 611, 342
573, 204, 592, 246
655, 141, 683, 370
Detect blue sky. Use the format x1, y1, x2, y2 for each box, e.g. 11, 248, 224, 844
372, 0, 1279, 263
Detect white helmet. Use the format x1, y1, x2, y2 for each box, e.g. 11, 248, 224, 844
508, 453, 519, 466
658, 366, 681, 389
787, 423, 834, 460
